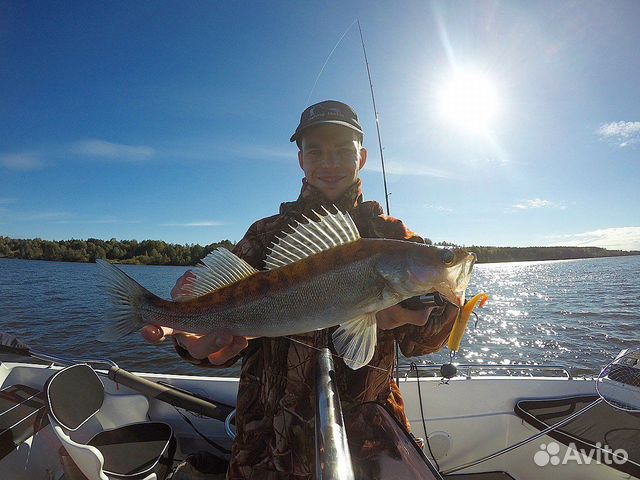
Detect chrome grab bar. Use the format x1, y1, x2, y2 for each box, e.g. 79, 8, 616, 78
398, 362, 574, 379
29, 350, 119, 368
315, 347, 355, 480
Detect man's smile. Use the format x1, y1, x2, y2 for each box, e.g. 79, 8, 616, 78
318, 175, 346, 184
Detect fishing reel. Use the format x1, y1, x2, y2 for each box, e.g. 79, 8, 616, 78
399, 292, 446, 310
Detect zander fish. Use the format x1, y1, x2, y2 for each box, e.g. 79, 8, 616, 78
97, 208, 475, 369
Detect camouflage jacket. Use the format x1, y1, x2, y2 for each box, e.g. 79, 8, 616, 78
176, 179, 458, 479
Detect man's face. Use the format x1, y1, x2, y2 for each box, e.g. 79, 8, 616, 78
298, 125, 367, 202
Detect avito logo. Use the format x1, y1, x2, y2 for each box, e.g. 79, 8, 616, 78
534, 442, 628, 467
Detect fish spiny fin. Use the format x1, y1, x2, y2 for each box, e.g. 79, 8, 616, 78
176, 248, 258, 300
96, 260, 154, 342
332, 312, 377, 370
264, 206, 360, 270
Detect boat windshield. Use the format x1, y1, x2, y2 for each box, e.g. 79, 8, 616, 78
347, 402, 443, 480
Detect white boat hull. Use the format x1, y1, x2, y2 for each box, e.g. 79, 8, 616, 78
1, 359, 637, 480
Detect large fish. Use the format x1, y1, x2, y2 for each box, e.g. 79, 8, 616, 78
98, 208, 475, 369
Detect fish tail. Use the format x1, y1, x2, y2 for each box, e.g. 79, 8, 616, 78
96, 259, 154, 342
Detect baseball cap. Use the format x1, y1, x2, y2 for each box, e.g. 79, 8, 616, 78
290, 100, 364, 143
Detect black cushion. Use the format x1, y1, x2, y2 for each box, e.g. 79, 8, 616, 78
46, 364, 104, 431
89, 422, 175, 479
515, 395, 640, 478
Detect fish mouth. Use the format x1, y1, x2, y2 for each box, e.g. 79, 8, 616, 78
443, 252, 476, 306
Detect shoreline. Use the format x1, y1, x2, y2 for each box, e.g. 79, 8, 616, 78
2, 251, 638, 266
2, 235, 638, 266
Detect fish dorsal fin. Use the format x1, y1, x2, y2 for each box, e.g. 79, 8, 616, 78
175, 248, 258, 300
264, 206, 360, 270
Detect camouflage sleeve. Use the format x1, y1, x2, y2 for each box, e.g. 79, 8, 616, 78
368, 213, 424, 243
230, 220, 270, 270
172, 221, 265, 368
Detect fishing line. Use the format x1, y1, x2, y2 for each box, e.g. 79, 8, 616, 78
305, 19, 358, 105
284, 335, 390, 374
410, 362, 441, 472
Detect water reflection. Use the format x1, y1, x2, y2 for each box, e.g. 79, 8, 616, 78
1, 256, 639, 376
423, 256, 640, 373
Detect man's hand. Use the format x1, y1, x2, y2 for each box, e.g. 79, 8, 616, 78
141, 326, 249, 365
141, 270, 249, 365
376, 304, 435, 330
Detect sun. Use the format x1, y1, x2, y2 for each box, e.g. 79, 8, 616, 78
437, 69, 500, 134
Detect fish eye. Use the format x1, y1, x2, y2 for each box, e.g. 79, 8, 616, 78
440, 248, 455, 265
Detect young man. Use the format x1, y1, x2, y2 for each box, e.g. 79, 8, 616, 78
143, 100, 458, 479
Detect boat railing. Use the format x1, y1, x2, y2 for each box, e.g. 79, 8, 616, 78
398, 362, 577, 379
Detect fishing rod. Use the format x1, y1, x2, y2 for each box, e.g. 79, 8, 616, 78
357, 19, 391, 216
356, 19, 404, 385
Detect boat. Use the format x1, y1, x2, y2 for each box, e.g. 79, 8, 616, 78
1, 331, 638, 480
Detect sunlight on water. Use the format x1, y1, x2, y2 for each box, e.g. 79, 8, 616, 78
423, 257, 640, 374
1, 256, 639, 376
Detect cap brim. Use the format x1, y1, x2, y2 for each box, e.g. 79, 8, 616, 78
290, 120, 364, 142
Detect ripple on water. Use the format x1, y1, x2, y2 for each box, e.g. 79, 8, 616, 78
1, 256, 639, 376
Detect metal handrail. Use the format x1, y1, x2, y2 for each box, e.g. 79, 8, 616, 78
29, 350, 119, 368
398, 362, 575, 379
315, 347, 355, 480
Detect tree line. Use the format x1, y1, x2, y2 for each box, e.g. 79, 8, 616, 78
465, 245, 638, 263
0, 236, 637, 265
0, 236, 234, 265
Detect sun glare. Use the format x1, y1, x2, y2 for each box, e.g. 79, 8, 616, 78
437, 69, 500, 134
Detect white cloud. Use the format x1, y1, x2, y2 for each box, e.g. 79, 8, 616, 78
160, 221, 223, 227
513, 198, 565, 210
366, 160, 450, 178
546, 227, 640, 251
70, 139, 155, 160
51, 217, 140, 225
25, 211, 73, 221
0, 153, 44, 170
597, 121, 640, 147
424, 203, 453, 212
224, 144, 292, 161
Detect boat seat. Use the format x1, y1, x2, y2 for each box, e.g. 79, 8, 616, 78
444, 472, 516, 479
0, 384, 49, 461
45, 364, 176, 480
515, 395, 640, 478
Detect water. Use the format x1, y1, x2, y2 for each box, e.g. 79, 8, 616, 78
1, 256, 638, 377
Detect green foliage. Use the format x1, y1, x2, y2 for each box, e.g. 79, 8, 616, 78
465, 245, 640, 263
0, 235, 637, 265
0, 236, 236, 266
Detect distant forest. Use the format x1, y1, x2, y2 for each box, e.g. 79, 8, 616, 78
0, 236, 234, 266
0, 236, 638, 265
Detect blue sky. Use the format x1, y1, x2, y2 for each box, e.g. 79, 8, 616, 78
1, 1, 639, 250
